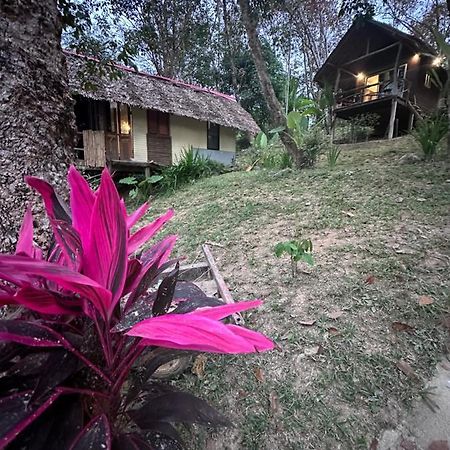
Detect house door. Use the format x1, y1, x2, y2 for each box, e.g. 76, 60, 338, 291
364, 74, 379, 102
104, 102, 133, 161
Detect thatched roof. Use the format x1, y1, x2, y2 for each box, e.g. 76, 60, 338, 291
315, 19, 436, 86
65, 51, 259, 134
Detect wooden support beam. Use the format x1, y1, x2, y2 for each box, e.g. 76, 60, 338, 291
202, 244, 243, 325
388, 98, 398, 139
408, 112, 415, 131
392, 42, 403, 96
334, 68, 341, 93
343, 42, 400, 67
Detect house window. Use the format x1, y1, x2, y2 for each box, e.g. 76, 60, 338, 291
147, 110, 170, 136
207, 122, 220, 150
119, 103, 131, 135
425, 73, 431, 89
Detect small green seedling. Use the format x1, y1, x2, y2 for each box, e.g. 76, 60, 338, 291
274, 239, 314, 277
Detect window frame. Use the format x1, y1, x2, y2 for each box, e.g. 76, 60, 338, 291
207, 121, 220, 151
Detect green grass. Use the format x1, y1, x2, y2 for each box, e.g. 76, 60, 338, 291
136, 136, 450, 449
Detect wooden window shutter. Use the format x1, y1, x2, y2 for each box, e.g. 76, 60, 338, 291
147, 110, 158, 134
158, 112, 170, 136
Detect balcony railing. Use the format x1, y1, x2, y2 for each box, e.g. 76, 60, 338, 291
335, 79, 410, 109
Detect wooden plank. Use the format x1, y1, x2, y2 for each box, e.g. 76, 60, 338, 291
392, 42, 403, 96
202, 244, 244, 325
83, 130, 106, 167
162, 262, 210, 281
388, 98, 398, 139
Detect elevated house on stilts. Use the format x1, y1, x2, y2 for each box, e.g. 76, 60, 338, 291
314, 19, 446, 140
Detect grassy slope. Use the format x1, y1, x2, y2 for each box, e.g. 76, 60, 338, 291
145, 137, 450, 449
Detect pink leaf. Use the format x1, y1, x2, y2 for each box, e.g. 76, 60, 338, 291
25, 176, 71, 222
127, 202, 149, 229
68, 165, 95, 249
12, 286, 82, 315
0, 255, 111, 318
128, 209, 174, 254
16, 208, 34, 257
191, 300, 263, 321
128, 314, 274, 354
83, 169, 127, 316
225, 324, 275, 352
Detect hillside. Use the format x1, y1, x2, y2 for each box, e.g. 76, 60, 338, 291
145, 137, 450, 449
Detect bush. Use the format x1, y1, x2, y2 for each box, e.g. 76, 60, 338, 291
158, 147, 226, 193
0, 167, 273, 449
300, 127, 326, 167
327, 145, 342, 169
412, 114, 448, 160
237, 132, 293, 170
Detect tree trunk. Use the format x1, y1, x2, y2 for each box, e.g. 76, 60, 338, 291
0, 0, 74, 252
447, 66, 450, 159
237, 0, 305, 168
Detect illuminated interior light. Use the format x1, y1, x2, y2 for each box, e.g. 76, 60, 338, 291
356, 72, 365, 81
411, 53, 420, 63
432, 56, 443, 67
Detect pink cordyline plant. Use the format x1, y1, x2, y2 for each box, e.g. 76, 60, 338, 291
0, 166, 273, 450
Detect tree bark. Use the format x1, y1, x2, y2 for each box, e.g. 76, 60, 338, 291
0, 0, 74, 252
237, 0, 305, 168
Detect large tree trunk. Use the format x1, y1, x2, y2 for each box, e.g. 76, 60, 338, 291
237, 0, 305, 168
0, 0, 74, 252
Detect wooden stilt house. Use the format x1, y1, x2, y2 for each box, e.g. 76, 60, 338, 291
314, 19, 445, 140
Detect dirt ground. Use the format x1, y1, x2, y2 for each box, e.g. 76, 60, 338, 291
145, 136, 450, 449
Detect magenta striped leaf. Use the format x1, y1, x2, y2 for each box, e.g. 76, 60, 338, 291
128, 209, 174, 254
67, 165, 95, 249
0, 320, 63, 347
0, 390, 62, 449
25, 176, 71, 223
69, 414, 111, 450
0, 255, 111, 318
126, 202, 149, 229
128, 313, 274, 354
82, 169, 127, 317
16, 208, 34, 257
191, 299, 263, 320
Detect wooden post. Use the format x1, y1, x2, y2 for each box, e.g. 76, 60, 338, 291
202, 244, 243, 325
408, 112, 414, 132
392, 42, 402, 96
388, 98, 398, 139
334, 68, 341, 93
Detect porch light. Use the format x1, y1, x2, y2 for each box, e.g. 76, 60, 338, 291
432, 56, 444, 67
356, 72, 365, 81
411, 53, 420, 63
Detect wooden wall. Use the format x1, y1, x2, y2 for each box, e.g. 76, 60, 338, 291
83, 130, 106, 167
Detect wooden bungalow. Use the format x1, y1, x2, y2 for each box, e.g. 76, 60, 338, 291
66, 52, 259, 172
314, 19, 445, 140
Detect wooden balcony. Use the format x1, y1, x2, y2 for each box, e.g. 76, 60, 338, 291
335, 79, 410, 110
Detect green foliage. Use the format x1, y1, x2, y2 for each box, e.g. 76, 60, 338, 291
158, 147, 226, 193
119, 174, 163, 200
237, 133, 292, 170
327, 145, 342, 169
412, 114, 448, 160
335, 113, 380, 143
274, 239, 314, 277
221, 40, 287, 130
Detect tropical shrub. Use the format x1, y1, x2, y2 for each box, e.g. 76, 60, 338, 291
0, 167, 273, 449
158, 147, 225, 193
412, 114, 448, 160
274, 239, 314, 277
237, 132, 292, 170
327, 145, 342, 169
119, 174, 163, 200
